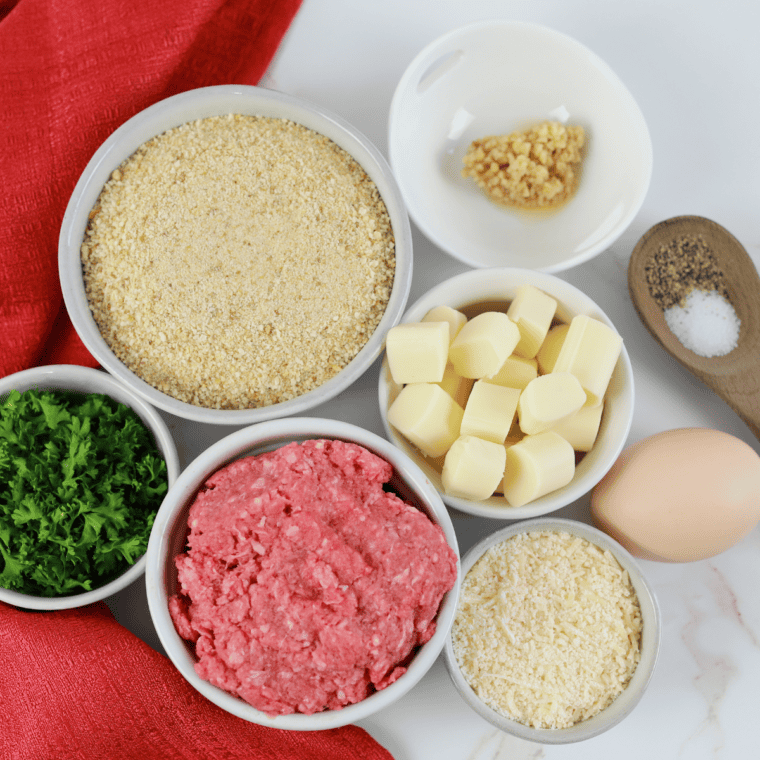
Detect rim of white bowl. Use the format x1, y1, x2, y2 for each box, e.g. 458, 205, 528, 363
145, 416, 461, 730
443, 517, 661, 744
388, 19, 653, 272
378, 267, 635, 519
0, 364, 180, 610
59, 84, 413, 425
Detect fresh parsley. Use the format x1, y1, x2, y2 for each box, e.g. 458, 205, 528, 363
0, 388, 168, 597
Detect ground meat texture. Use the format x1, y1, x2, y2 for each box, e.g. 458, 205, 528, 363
81, 114, 395, 410
168, 439, 458, 716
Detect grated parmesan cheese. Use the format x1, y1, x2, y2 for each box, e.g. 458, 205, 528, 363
451, 530, 642, 730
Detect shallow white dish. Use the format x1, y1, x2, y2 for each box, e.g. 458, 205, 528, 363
145, 416, 460, 730
388, 19, 652, 272
60, 84, 413, 425
378, 268, 635, 519
0, 365, 180, 610
443, 517, 661, 743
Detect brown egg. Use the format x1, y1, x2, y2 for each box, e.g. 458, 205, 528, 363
590, 427, 760, 562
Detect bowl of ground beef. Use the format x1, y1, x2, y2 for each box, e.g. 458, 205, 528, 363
60, 85, 412, 424
145, 417, 460, 730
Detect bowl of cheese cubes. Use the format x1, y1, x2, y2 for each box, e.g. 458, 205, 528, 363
378, 268, 634, 519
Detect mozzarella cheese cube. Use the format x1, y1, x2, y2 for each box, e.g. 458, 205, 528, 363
488, 354, 538, 390
442, 435, 507, 501
437, 363, 474, 407
448, 312, 520, 379
549, 402, 603, 452
506, 284, 558, 359
502, 431, 575, 507
518, 372, 586, 435
422, 305, 467, 340
386, 321, 449, 385
536, 323, 570, 374
460, 381, 520, 443
552, 315, 623, 407
387, 382, 464, 458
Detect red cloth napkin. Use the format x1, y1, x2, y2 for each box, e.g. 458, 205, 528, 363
0, 0, 303, 377
0, 2, 396, 757
0, 601, 395, 759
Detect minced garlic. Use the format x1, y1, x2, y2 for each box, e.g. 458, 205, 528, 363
462, 121, 585, 210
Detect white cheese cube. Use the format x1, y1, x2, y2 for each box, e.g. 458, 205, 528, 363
502, 431, 575, 507
460, 381, 520, 444
552, 315, 623, 407
442, 435, 507, 501
385, 321, 450, 385
448, 311, 520, 379
387, 383, 464, 458
506, 284, 558, 359
437, 363, 474, 407
422, 305, 467, 341
488, 354, 538, 390
549, 402, 603, 452
536, 323, 570, 374
517, 372, 586, 436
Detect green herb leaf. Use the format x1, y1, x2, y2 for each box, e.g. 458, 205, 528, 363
0, 388, 168, 596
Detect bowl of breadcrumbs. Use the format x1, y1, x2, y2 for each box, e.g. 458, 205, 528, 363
444, 517, 660, 744
388, 20, 652, 271
60, 85, 412, 424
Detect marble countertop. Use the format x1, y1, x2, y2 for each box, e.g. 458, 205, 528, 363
106, 1, 760, 757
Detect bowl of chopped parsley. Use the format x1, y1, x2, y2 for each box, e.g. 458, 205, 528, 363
0, 364, 180, 610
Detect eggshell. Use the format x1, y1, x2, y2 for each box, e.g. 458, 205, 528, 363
590, 427, 760, 562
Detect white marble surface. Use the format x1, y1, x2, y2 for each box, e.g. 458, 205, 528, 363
106, 1, 760, 757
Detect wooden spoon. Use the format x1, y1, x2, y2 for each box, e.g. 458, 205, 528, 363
628, 215, 760, 441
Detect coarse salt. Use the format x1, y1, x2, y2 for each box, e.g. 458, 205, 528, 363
664, 288, 740, 357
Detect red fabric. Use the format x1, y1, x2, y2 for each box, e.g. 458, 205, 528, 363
0, 0, 304, 377
0, 601, 395, 759
0, 2, 396, 757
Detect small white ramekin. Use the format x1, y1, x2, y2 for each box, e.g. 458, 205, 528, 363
378, 267, 635, 520
443, 517, 660, 744
389, 20, 652, 272
0, 364, 179, 610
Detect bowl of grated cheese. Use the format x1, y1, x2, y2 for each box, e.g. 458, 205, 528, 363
443, 517, 660, 743
60, 85, 413, 425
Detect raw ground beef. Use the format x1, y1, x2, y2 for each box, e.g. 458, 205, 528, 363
169, 438, 458, 715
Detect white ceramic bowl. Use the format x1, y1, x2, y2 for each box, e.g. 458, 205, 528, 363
443, 517, 661, 743
60, 84, 413, 425
388, 20, 652, 271
0, 365, 180, 610
145, 417, 461, 730
378, 268, 635, 519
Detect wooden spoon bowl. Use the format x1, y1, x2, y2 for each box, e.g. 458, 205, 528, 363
628, 216, 760, 440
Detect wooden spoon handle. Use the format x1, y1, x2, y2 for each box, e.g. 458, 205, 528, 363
700, 364, 760, 442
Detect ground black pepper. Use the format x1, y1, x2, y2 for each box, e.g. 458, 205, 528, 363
644, 234, 729, 310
